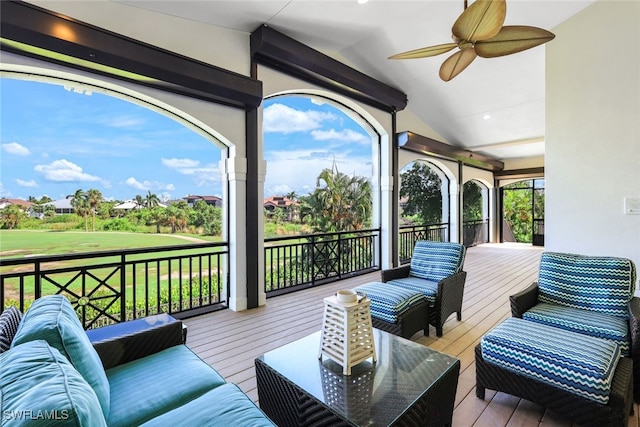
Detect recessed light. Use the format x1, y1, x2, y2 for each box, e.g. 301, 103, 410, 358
357, 0, 369, 4
483, 114, 491, 120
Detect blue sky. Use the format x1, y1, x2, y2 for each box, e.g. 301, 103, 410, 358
0, 78, 372, 202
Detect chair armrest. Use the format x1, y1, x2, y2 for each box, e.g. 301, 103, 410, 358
86, 313, 184, 370
381, 265, 411, 282
437, 271, 467, 295
510, 283, 539, 318
629, 297, 640, 356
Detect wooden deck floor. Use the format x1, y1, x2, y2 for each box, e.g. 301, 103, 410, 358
185, 243, 639, 427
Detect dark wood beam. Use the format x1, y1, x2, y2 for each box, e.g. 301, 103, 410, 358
0, 1, 262, 109
251, 25, 407, 113
398, 131, 504, 172
494, 167, 544, 180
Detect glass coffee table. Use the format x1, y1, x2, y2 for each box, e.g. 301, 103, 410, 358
255, 329, 460, 426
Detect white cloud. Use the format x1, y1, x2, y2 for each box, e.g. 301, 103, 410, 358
162, 157, 219, 187
162, 158, 200, 169
34, 159, 101, 182
125, 177, 175, 192
16, 179, 38, 188
2, 142, 31, 156
102, 115, 144, 128
263, 103, 336, 134
311, 129, 370, 145
264, 148, 372, 196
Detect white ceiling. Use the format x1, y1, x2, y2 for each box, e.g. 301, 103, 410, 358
117, 0, 595, 161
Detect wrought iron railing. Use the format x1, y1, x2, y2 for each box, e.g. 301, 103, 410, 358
399, 223, 449, 264
0, 242, 228, 329
264, 229, 381, 296
463, 220, 488, 247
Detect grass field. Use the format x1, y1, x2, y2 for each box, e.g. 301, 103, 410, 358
1, 230, 226, 325
0, 230, 219, 258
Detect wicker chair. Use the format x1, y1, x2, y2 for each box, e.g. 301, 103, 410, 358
510, 251, 640, 402
381, 240, 467, 337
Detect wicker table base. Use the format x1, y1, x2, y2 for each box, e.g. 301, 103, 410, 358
256, 329, 460, 426
475, 344, 633, 427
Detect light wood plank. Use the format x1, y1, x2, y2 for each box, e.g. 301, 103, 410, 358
185, 243, 635, 427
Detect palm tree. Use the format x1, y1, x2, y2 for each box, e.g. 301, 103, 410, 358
310, 164, 372, 232
134, 194, 145, 209
86, 188, 102, 232
145, 191, 160, 209
67, 189, 89, 232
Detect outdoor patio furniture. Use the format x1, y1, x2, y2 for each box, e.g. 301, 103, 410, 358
255, 329, 460, 426
354, 281, 430, 339
2, 295, 275, 426
510, 251, 639, 401
381, 240, 467, 336
476, 317, 633, 427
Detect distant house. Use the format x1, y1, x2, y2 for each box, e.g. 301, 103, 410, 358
263, 196, 298, 221
0, 198, 33, 210
182, 195, 222, 208
44, 198, 74, 215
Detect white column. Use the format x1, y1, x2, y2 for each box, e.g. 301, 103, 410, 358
223, 155, 248, 311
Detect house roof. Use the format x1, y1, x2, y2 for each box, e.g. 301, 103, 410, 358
263, 196, 297, 207
0, 198, 33, 209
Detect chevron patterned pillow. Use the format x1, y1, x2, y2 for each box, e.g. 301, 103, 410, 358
409, 240, 466, 282
0, 306, 23, 353
537, 252, 637, 318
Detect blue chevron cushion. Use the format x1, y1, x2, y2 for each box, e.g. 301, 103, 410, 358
523, 302, 630, 356
537, 252, 637, 318
355, 282, 427, 323
384, 277, 438, 306
482, 317, 621, 404
409, 241, 465, 282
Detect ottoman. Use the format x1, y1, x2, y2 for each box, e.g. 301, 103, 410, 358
354, 282, 429, 339
476, 317, 633, 427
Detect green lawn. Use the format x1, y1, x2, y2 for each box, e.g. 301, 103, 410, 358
1, 230, 225, 325
0, 230, 217, 258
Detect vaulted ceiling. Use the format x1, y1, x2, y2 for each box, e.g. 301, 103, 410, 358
117, 0, 595, 161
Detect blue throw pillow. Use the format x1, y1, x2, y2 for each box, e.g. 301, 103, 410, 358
11, 295, 110, 418
0, 340, 107, 426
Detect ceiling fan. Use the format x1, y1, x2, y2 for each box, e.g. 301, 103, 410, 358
389, 0, 555, 81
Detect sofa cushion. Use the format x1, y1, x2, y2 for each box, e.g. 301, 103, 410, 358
139, 383, 275, 427
386, 276, 439, 306
481, 317, 621, 404
11, 295, 110, 418
0, 340, 106, 426
0, 306, 22, 353
106, 344, 226, 427
409, 241, 465, 282
523, 302, 630, 356
537, 252, 636, 318
355, 282, 428, 323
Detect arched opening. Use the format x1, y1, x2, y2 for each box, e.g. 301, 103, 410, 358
261, 93, 384, 295
398, 160, 451, 263
462, 180, 489, 247
1, 68, 236, 323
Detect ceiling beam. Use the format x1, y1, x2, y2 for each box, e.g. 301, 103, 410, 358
0, 1, 263, 109
398, 131, 504, 171
251, 24, 407, 113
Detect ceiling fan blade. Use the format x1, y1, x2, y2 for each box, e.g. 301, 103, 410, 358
388, 43, 458, 60
452, 0, 506, 42
439, 49, 477, 81
474, 25, 556, 58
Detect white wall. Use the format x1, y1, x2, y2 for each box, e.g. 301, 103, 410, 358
546, 1, 640, 278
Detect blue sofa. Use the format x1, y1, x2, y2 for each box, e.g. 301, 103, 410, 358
0, 295, 275, 426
